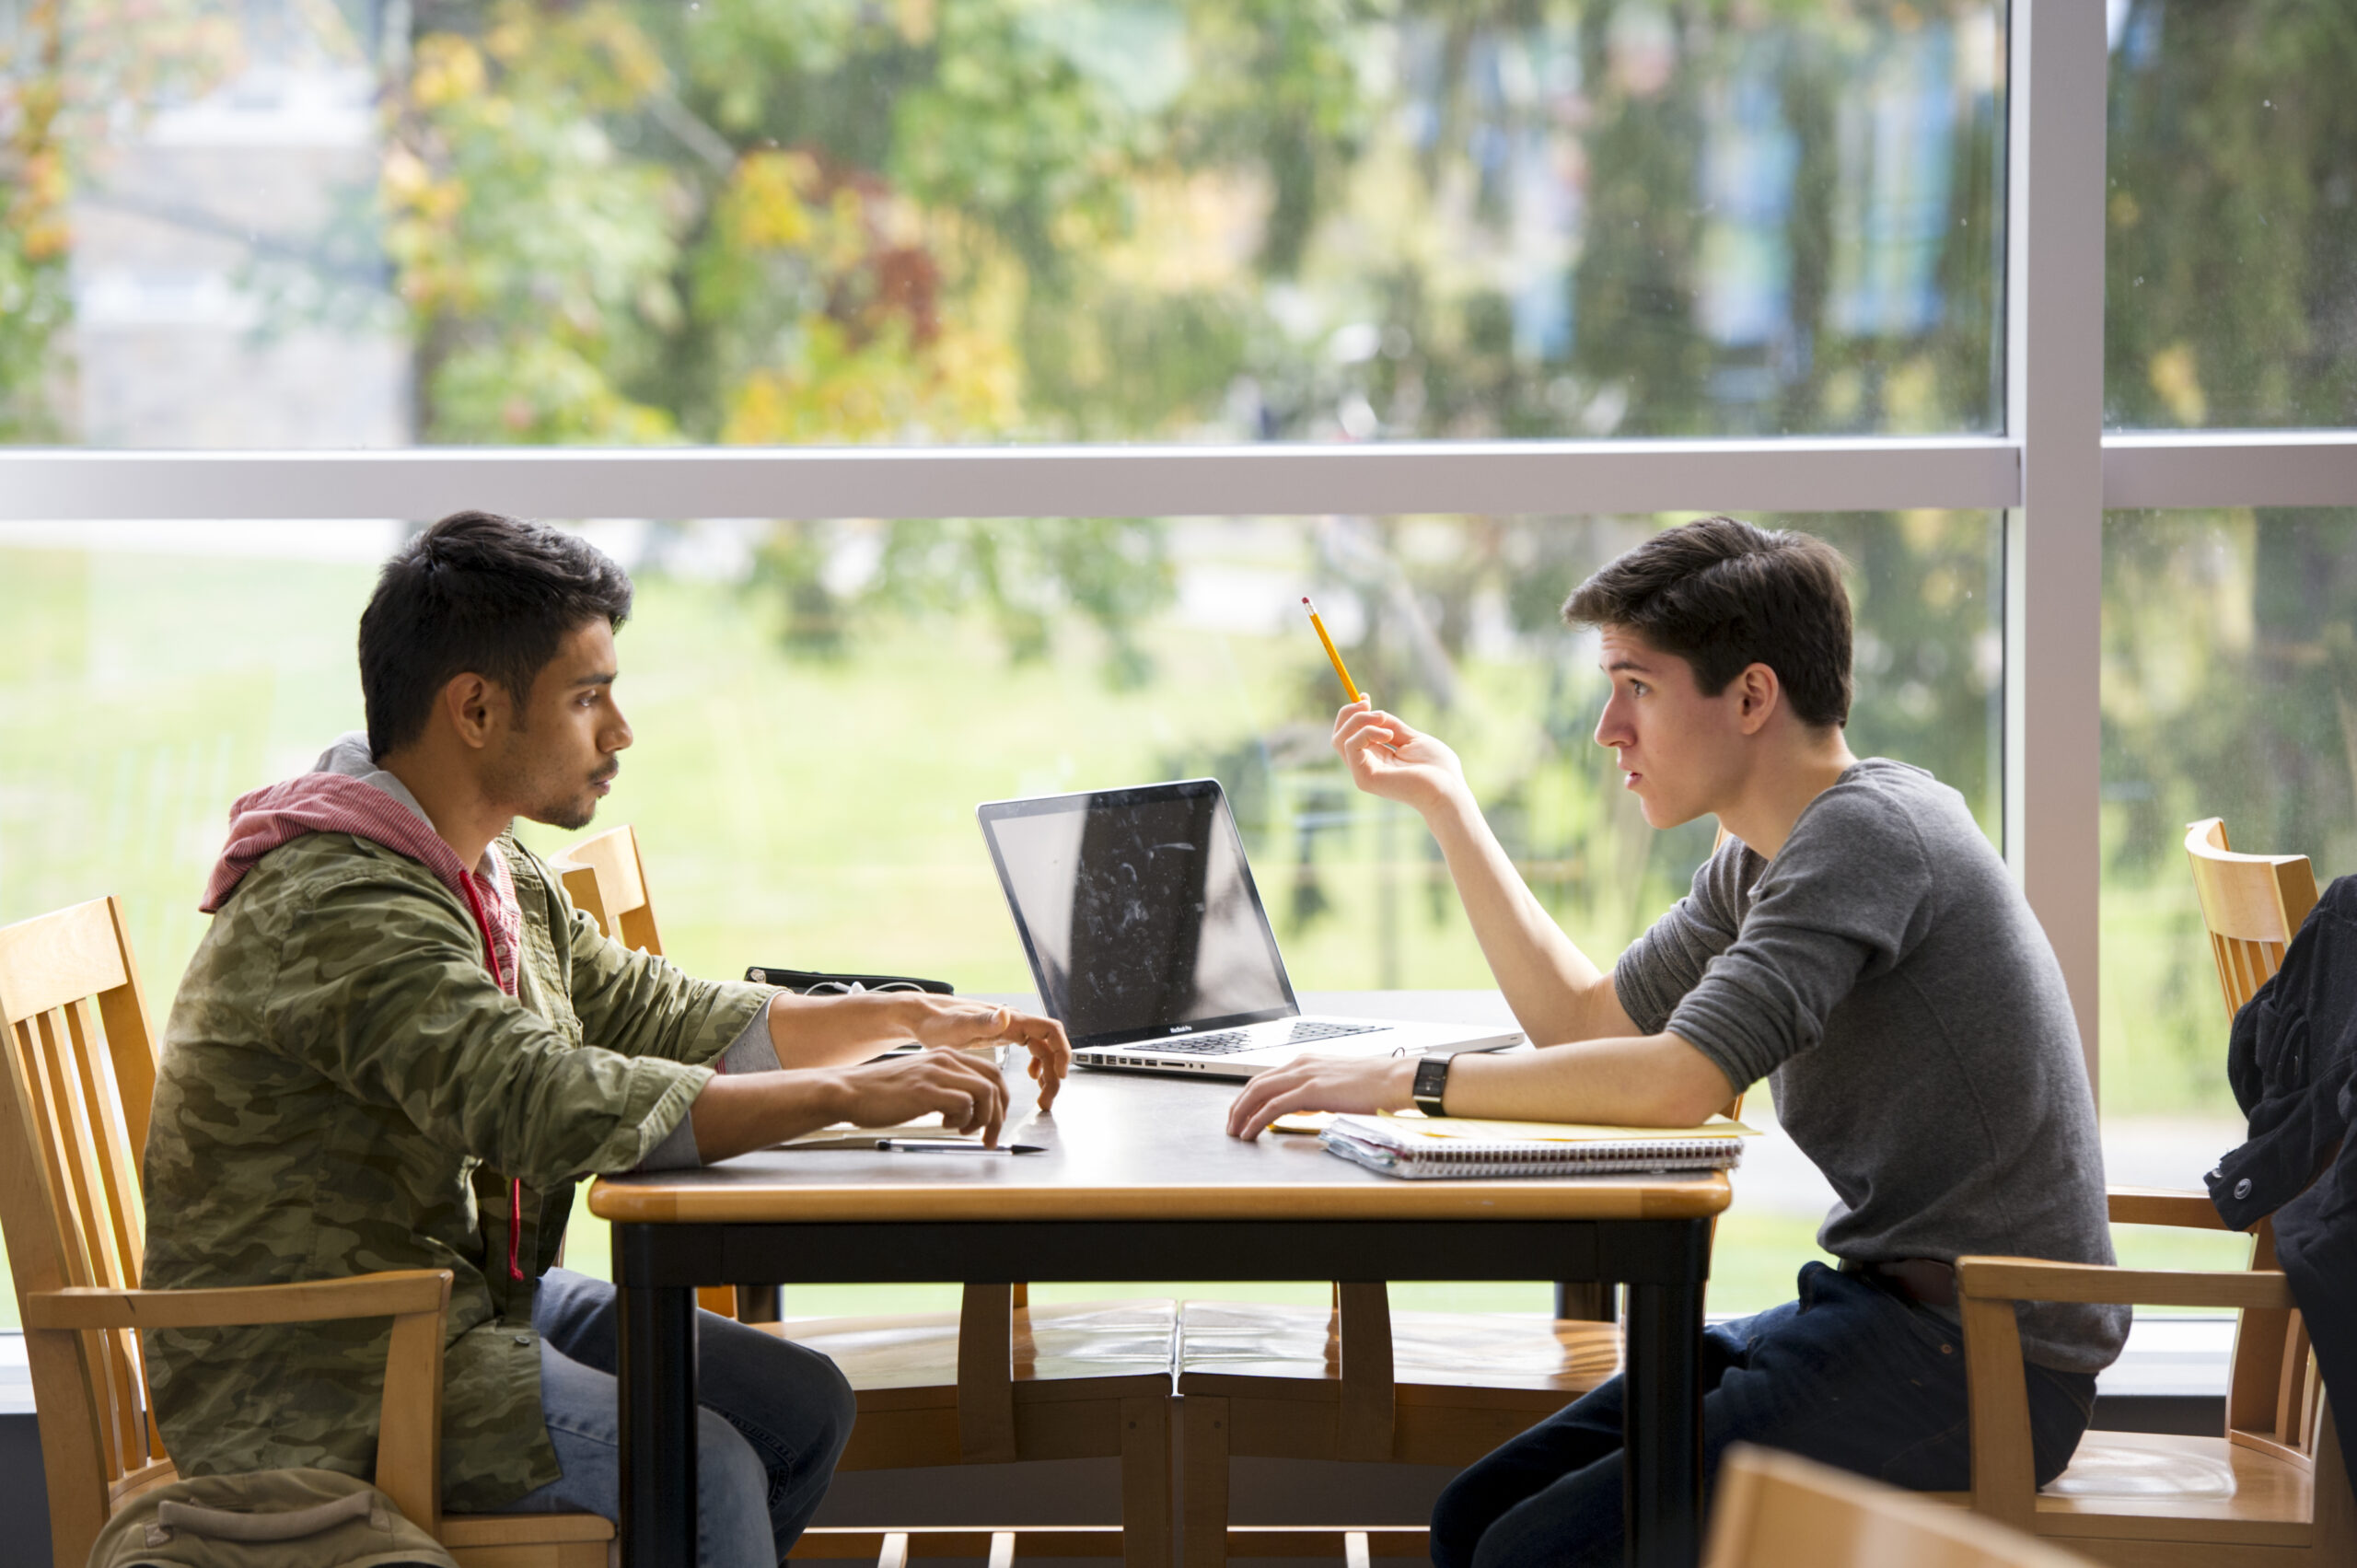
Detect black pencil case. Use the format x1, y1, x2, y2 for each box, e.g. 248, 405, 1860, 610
745, 966, 955, 995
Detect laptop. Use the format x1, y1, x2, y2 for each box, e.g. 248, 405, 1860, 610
976, 779, 1524, 1079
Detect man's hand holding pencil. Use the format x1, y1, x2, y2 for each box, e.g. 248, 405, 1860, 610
1302, 597, 1471, 818
1332, 701, 1469, 818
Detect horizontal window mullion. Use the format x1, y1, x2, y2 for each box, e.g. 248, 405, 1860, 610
0, 440, 2021, 523
2103, 432, 2357, 511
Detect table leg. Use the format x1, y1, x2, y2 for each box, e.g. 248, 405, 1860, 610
620, 1272, 700, 1568
1620, 1275, 1705, 1568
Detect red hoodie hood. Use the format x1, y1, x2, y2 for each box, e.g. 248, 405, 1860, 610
202, 766, 522, 994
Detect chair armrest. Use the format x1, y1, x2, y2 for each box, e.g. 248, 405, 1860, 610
1954, 1253, 2293, 1531
1956, 1255, 2293, 1312
22, 1271, 453, 1331
2107, 1184, 2233, 1230
24, 1271, 453, 1533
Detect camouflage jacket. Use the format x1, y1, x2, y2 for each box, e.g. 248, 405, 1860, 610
142, 829, 771, 1509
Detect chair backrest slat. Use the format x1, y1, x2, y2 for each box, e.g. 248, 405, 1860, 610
70, 998, 147, 1289
2183, 820, 2326, 1462
2277, 1312, 2316, 1450
17, 1005, 141, 1482
0, 897, 168, 1516
92, 898, 162, 1176
64, 1010, 149, 1470
2227, 1218, 2292, 1436
56, 1003, 138, 1292
17, 1009, 105, 1292
52, 1000, 157, 1475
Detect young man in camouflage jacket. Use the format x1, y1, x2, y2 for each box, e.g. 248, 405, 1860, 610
141, 511, 1072, 1567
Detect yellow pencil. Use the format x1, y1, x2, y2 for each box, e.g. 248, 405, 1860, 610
1302, 597, 1364, 703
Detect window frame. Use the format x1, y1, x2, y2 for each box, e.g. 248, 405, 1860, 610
6, 0, 2354, 1089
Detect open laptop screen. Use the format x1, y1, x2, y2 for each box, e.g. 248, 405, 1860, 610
978, 780, 1298, 1044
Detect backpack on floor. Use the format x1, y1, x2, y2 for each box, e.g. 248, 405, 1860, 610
87, 1469, 459, 1568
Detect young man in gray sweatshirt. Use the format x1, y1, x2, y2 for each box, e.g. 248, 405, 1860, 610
1224, 517, 2123, 1568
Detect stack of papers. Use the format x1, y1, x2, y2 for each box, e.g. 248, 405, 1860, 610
1320, 1112, 1754, 1180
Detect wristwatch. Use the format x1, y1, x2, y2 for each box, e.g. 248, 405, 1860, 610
1411, 1053, 1452, 1118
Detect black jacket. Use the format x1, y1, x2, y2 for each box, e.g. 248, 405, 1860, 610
2208, 873, 2357, 1499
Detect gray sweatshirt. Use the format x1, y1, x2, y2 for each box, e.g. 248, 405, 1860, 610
1614, 758, 2128, 1375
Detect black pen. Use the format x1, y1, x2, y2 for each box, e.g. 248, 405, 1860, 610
874, 1138, 1046, 1154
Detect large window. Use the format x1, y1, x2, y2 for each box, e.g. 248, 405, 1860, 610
0, 508, 2003, 1316
5, 0, 2352, 1326
6, 0, 2005, 447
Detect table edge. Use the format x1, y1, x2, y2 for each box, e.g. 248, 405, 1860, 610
585, 1175, 1733, 1225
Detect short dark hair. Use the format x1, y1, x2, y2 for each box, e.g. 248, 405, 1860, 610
1562, 517, 1853, 728
359, 511, 634, 759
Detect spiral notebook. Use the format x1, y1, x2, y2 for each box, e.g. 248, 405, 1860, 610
1319, 1111, 1754, 1180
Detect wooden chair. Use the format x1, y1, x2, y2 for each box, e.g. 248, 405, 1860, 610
1178, 1286, 1624, 1564
551, 821, 666, 958
1945, 818, 2353, 1564
0, 897, 611, 1568
550, 824, 736, 1316
1704, 1445, 2099, 1568
556, 826, 1181, 1567
2182, 816, 2319, 1020
772, 1293, 1178, 1566
1956, 1252, 2351, 1566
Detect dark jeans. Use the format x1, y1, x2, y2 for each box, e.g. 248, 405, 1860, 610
493, 1268, 857, 1568
1431, 1262, 2097, 1568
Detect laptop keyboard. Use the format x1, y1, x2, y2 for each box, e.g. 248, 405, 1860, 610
1142, 1020, 1383, 1057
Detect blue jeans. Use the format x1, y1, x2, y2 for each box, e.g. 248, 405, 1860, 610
1431, 1262, 2097, 1568
493, 1269, 856, 1568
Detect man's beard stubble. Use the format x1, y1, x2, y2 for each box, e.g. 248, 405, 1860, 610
484, 739, 608, 833
539, 790, 600, 832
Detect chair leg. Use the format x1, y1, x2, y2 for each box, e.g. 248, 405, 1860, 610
1120, 1396, 1174, 1568
987, 1532, 1016, 1568
1343, 1531, 1371, 1568
877, 1533, 910, 1568
1181, 1397, 1230, 1568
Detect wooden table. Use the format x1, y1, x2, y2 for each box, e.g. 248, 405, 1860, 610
588, 1060, 1730, 1568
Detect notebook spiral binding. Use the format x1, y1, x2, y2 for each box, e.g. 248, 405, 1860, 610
1321, 1122, 1745, 1181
